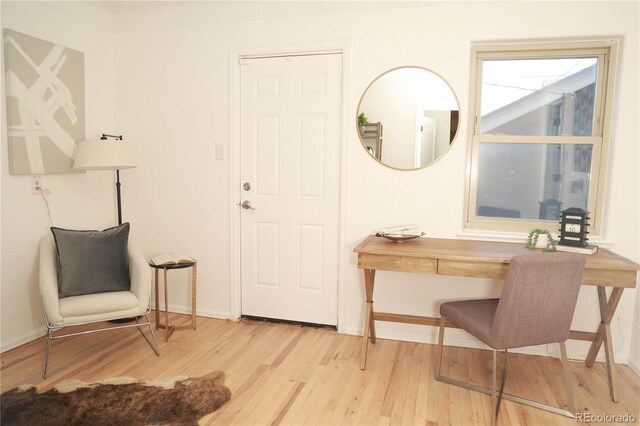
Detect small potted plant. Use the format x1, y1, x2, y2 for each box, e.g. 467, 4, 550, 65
358, 113, 369, 136
526, 229, 557, 252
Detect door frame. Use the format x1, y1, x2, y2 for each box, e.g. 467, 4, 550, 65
229, 40, 351, 332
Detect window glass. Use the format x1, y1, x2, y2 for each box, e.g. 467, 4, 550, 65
480, 58, 598, 136
476, 143, 592, 220
466, 41, 617, 234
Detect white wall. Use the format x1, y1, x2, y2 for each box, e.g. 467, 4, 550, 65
0, 1, 117, 350
1, 1, 638, 369
111, 1, 639, 365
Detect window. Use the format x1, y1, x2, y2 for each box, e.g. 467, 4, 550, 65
464, 40, 619, 235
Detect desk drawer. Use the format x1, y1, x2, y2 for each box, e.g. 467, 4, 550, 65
359, 254, 437, 274
438, 260, 508, 279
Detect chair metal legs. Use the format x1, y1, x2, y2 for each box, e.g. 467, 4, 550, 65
491, 349, 497, 426
42, 313, 160, 378
436, 316, 577, 423
491, 349, 509, 426
42, 328, 53, 378
137, 313, 160, 356
435, 316, 446, 378
560, 341, 576, 414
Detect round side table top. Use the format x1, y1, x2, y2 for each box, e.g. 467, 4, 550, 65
149, 258, 196, 270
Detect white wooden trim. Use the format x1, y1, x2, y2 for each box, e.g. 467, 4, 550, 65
228, 39, 351, 330
629, 350, 640, 377
0, 308, 233, 353
229, 47, 242, 320
154, 304, 232, 321
474, 135, 601, 145
1, 326, 47, 353
342, 324, 621, 364
336, 42, 351, 334
592, 38, 620, 237
472, 39, 616, 55
455, 228, 614, 248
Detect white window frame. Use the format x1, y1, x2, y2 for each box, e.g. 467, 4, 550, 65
464, 40, 619, 236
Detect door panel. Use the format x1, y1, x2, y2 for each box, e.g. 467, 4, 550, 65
240, 54, 342, 325
297, 223, 325, 292
256, 221, 279, 288
299, 114, 326, 197
255, 115, 280, 197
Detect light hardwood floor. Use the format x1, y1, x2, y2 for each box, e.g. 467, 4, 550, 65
1, 314, 638, 425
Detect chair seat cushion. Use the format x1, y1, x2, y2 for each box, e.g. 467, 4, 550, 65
59, 291, 139, 318
440, 298, 500, 348
51, 223, 131, 298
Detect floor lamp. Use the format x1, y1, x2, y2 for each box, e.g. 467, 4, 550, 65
73, 134, 137, 225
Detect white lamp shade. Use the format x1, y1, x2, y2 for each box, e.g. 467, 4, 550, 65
73, 139, 137, 170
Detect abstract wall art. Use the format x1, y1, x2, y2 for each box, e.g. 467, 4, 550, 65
3, 29, 85, 174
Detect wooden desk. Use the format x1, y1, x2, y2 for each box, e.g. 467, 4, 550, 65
354, 235, 639, 402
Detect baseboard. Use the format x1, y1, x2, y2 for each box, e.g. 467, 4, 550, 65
342, 325, 625, 364
1, 307, 233, 354
151, 303, 232, 321
4, 315, 630, 368
628, 353, 640, 376
1, 326, 47, 354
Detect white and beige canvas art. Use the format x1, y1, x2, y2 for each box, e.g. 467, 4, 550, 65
3, 29, 85, 174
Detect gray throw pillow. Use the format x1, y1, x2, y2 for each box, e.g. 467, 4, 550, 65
51, 223, 131, 298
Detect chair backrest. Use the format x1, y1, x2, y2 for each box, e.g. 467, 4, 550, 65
39, 233, 151, 326
490, 252, 585, 349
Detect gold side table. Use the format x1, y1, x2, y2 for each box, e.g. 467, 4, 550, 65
149, 259, 197, 342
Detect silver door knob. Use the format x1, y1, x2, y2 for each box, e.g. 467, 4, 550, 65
241, 200, 255, 210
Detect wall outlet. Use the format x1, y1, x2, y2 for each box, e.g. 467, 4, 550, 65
32, 176, 43, 195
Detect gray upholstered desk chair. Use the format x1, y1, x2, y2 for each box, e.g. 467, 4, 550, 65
435, 252, 585, 424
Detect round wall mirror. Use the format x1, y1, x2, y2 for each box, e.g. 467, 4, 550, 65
357, 66, 460, 170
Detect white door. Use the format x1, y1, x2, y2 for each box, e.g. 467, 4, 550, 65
415, 115, 437, 167
240, 54, 342, 326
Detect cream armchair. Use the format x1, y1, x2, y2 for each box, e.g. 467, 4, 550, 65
39, 234, 159, 378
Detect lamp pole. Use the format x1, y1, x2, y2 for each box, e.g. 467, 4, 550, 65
116, 169, 122, 225
101, 134, 124, 225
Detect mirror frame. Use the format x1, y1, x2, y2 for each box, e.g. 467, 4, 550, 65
356, 65, 461, 171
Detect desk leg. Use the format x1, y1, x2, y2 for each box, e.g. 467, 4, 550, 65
154, 268, 159, 330
367, 269, 377, 344
360, 269, 376, 370
191, 262, 197, 330
585, 286, 623, 402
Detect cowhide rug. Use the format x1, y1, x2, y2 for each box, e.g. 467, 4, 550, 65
1, 370, 231, 426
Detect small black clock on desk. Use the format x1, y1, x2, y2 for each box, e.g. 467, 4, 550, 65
559, 207, 590, 247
